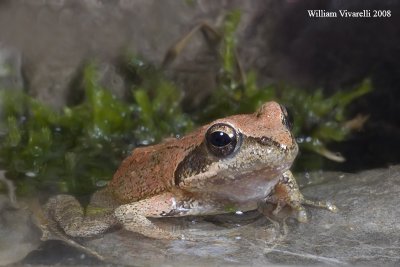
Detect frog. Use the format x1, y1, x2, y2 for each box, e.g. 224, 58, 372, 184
44, 101, 337, 240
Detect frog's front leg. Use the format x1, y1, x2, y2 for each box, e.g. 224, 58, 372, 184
266, 170, 337, 222
114, 192, 194, 240
45, 194, 117, 238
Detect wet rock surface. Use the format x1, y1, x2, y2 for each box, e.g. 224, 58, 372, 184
0, 195, 41, 266
15, 165, 400, 266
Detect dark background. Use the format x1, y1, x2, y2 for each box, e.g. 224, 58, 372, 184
243, 0, 400, 171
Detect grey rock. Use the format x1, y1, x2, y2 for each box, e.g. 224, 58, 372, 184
0, 195, 41, 266
4, 165, 400, 266
0, 44, 23, 90
6, 166, 400, 265
0, 0, 263, 109
96, 62, 126, 100
72, 166, 400, 266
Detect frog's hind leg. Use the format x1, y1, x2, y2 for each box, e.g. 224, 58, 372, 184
45, 194, 117, 238
266, 171, 337, 222
114, 192, 193, 240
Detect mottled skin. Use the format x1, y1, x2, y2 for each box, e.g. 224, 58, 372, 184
45, 102, 337, 239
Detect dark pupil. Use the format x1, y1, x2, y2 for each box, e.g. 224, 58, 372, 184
210, 131, 232, 147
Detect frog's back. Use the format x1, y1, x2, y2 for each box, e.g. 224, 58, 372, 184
108, 133, 203, 203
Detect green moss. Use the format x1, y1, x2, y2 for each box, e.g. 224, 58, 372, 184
0, 11, 371, 196
0, 59, 192, 196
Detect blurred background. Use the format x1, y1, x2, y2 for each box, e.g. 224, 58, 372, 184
1, 0, 399, 174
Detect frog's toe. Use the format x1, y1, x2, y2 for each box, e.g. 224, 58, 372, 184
296, 208, 308, 223
325, 201, 338, 212
302, 199, 338, 213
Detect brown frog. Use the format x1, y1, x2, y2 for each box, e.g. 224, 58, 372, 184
45, 102, 337, 239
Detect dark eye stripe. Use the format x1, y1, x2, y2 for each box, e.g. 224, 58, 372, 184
256, 136, 282, 148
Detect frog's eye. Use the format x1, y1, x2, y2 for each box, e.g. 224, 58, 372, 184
280, 104, 294, 131
206, 123, 240, 157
